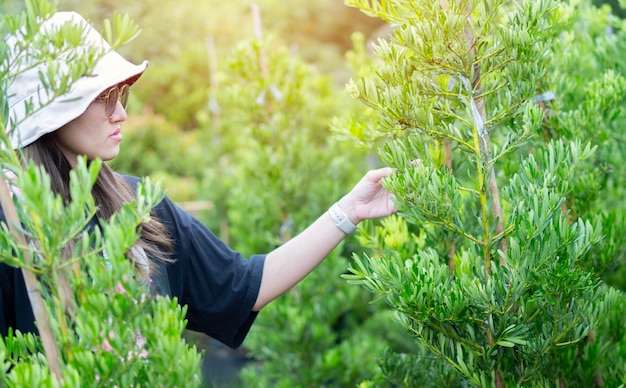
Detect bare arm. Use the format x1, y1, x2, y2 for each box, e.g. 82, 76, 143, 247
253, 167, 396, 310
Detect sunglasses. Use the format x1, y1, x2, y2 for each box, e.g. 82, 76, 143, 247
96, 84, 130, 118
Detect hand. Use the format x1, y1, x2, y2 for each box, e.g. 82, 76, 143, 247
338, 167, 397, 224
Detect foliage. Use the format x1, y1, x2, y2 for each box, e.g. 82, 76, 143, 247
239, 249, 396, 387
109, 110, 213, 201
339, 0, 626, 386
206, 26, 395, 387
196, 33, 367, 254
0, 1, 202, 385
542, 1, 626, 289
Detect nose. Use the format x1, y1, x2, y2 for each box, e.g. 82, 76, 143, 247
109, 100, 128, 122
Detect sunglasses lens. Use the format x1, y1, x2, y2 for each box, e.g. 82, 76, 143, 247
120, 85, 130, 109
101, 85, 130, 118
106, 88, 119, 117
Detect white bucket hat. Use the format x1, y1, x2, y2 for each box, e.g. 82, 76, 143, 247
5, 11, 148, 149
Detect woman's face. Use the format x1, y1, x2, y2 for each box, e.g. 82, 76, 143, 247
52, 87, 128, 167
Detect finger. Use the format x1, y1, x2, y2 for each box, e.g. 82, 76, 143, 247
367, 167, 395, 181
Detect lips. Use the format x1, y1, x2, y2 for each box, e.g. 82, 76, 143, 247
109, 128, 122, 142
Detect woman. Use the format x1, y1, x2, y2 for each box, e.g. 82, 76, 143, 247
1, 12, 396, 348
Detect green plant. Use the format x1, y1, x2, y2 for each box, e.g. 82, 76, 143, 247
207, 17, 398, 387
199, 31, 366, 253
0, 1, 202, 385
340, 0, 626, 386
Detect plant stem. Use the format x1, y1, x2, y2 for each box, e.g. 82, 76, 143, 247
480, 101, 508, 259
0, 176, 63, 381
457, 1, 506, 386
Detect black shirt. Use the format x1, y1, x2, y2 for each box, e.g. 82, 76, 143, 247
0, 175, 265, 349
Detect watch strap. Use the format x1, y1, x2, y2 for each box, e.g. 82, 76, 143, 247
328, 202, 358, 234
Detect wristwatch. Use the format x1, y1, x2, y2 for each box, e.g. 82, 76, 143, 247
328, 202, 358, 234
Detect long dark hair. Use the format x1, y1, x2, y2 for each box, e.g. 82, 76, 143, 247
21, 133, 172, 278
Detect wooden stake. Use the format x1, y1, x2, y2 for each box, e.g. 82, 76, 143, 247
251, 3, 268, 78
206, 36, 221, 132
